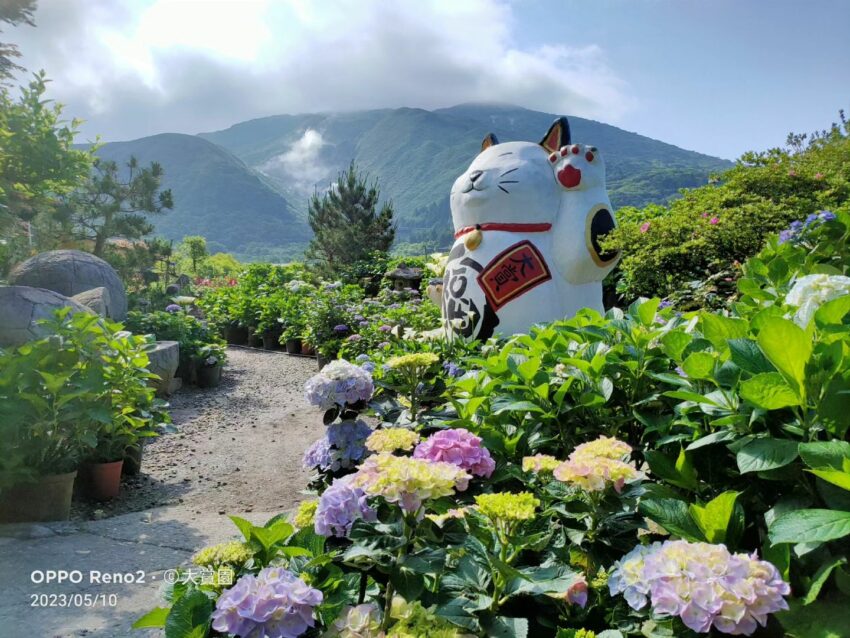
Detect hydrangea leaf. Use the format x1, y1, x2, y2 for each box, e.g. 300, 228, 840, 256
769, 508, 850, 544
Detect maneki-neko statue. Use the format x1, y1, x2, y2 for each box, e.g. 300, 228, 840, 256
442, 117, 621, 340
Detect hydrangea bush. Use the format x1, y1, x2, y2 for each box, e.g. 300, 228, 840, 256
137, 210, 850, 637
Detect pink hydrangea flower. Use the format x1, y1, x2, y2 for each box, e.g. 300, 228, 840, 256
639, 222, 651, 233
710, 216, 720, 225
413, 428, 496, 478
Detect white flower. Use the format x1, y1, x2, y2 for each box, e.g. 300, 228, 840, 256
785, 274, 850, 326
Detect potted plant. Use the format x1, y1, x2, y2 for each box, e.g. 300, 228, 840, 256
195, 342, 227, 388
0, 310, 168, 520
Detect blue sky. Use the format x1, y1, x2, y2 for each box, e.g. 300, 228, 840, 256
515, 0, 850, 158
13, 0, 849, 159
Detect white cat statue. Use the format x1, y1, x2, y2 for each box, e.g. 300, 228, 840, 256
442, 117, 621, 340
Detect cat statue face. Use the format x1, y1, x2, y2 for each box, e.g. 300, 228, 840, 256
442, 117, 620, 341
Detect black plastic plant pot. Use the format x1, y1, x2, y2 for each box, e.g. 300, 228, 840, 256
197, 363, 223, 388
285, 338, 302, 354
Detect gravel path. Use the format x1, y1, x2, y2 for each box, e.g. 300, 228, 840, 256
75, 347, 326, 520
0, 348, 327, 637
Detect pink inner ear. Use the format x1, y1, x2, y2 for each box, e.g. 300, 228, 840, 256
544, 128, 560, 151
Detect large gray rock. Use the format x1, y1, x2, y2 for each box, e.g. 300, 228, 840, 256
9, 250, 127, 320
0, 286, 91, 347
71, 286, 112, 318
147, 340, 180, 396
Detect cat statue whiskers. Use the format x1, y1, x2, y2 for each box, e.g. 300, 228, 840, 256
442, 117, 621, 340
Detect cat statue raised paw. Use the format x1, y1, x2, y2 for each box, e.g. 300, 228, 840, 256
442, 117, 621, 340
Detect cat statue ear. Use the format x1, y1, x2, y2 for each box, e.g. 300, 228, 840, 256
480, 133, 499, 153
540, 117, 571, 153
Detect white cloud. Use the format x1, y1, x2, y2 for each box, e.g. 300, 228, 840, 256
9, 0, 633, 141
260, 129, 328, 192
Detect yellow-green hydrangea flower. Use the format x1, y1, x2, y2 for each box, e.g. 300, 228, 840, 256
293, 499, 319, 528
352, 453, 470, 514
522, 454, 561, 474
385, 352, 440, 371
366, 428, 421, 453
192, 540, 252, 567
553, 435, 638, 493
474, 492, 539, 522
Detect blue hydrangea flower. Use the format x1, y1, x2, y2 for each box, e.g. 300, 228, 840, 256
303, 420, 372, 472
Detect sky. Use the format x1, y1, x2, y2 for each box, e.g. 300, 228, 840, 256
6, 0, 849, 159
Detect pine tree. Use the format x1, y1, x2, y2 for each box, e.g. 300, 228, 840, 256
305, 162, 395, 276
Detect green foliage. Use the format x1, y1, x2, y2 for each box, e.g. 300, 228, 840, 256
124, 310, 226, 370
306, 162, 396, 278
0, 71, 94, 274
603, 113, 850, 305
0, 309, 170, 485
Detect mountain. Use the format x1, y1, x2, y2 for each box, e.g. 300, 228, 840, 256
90, 133, 309, 261
93, 105, 732, 260
199, 104, 732, 252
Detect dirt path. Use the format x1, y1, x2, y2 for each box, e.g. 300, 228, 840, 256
0, 348, 326, 637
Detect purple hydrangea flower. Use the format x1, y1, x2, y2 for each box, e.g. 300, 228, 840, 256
378, 324, 392, 333
165, 304, 181, 313
777, 229, 795, 244
304, 360, 374, 409
377, 341, 390, 349
314, 475, 377, 537
361, 361, 376, 373
658, 299, 673, 310
413, 428, 495, 478
442, 361, 464, 378
303, 420, 372, 472
355, 354, 371, 363
211, 566, 323, 638
302, 437, 333, 471
358, 320, 370, 327
819, 210, 837, 222
333, 324, 349, 333
347, 334, 362, 342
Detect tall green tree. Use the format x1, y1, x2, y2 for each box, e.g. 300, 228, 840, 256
182, 235, 208, 273
61, 156, 174, 257
305, 162, 395, 276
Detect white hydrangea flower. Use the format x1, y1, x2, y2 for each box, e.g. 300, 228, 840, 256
785, 274, 850, 326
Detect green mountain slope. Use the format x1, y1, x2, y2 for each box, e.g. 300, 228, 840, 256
91, 133, 309, 261
200, 104, 732, 251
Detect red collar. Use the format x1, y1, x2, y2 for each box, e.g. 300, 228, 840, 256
454, 222, 552, 239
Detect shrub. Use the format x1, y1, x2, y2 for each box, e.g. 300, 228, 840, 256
124, 310, 226, 370
603, 114, 850, 304
0, 310, 170, 486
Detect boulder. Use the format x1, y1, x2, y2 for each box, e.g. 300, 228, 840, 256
9, 250, 127, 320
0, 286, 91, 347
146, 340, 180, 396
71, 287, 112, 318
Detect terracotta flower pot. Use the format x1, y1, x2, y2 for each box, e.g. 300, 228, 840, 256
285, 338, 302, 355
0, 471, 77, 523
197, 363, 223, 388
301, 343, 316, 356
81, 460, 124, 501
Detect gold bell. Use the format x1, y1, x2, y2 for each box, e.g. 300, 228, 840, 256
464, 225, 483, 251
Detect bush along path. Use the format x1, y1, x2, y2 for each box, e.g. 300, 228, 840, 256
0, 348, 325, 638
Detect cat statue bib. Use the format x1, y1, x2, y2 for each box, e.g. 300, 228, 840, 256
442, 117, 621, 340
